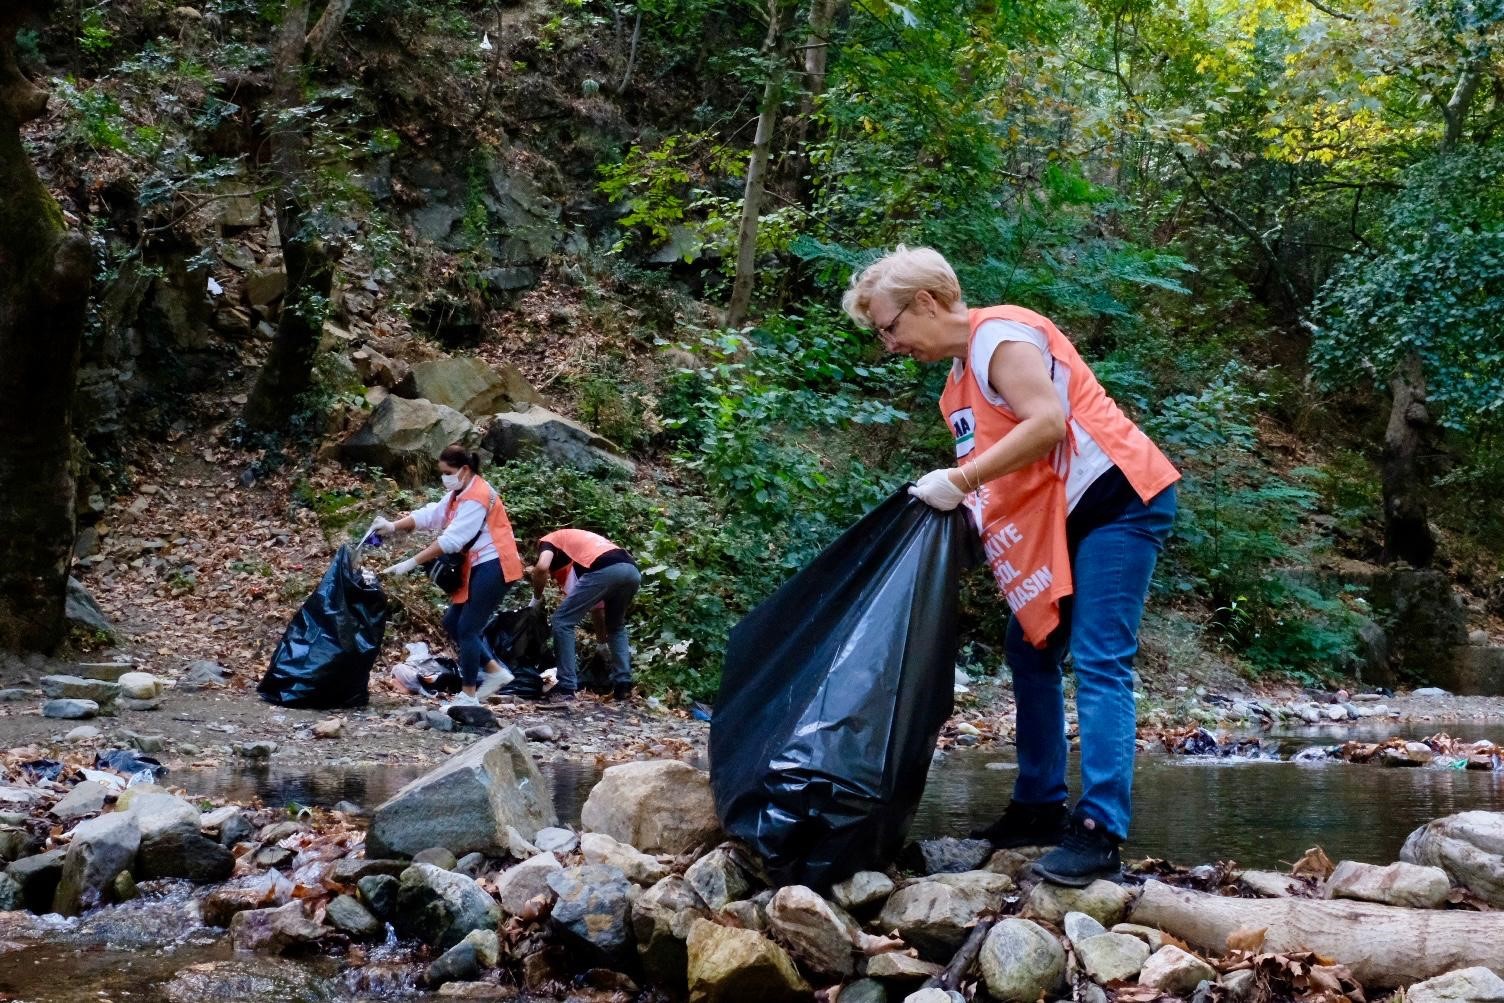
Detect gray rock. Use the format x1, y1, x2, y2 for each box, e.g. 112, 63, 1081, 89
481, 403, 635, 477
245, 266, 286, 308
1076, 931, 1151, 983
179, 660, 230, 689
0, 688, 33, 702
581, 830, 669, 885
717, 897, 768, 931
229, 901, 327, 954
495, 851, 561, 916
685, 917, 810, 1003
1401, 811, 1504, 907
358, 873, 399, 920
393, 357, 540, 420
40, 674, 119, 703
1112, 923, 1167, 950
865, 952, 944, 981
913, 837, 994, 875
632, 874, 709, 988
455, 852, 487, 877
879, 878, 1003, 957
1413, 687, 1452, 698
0, 825, 37, 862
426, 710, 456, 732
326, 894, 383, 940
219, 812, 255, 847
66, 578, 112, 635
1139, 945, 1218, 994
766, 884, 858, 977
840, 978, 888, 1003
580, 760, 719, 855
1325, 859, 1451, 908
903, 991, 960, 1003
120, 729, 167, 753
426, 929, 500, 987
1219, 969, 1258, 1003
444, 704, 495, 730
1064, 910, 1107, 947
980, 918, 1065, 1002
367, 726, 556, 858
50, 781, 107, 823
533, 826, 578, 854
341, 395, 476, 488
118, 696, 162, 711
117, 672, 161, 700
7, 848, 66, 912
237, 740, 277, 759
160, 958, 330, 1002
256, 846, 295, 869
0, 872, 22, 911
395, 863, 502, 949
480, 266, 537, 293
685, 846, 753, 910
65, 725, 101, 741
831, 870, 895, 911
1022, 878, 1133, 927
54, 810, 141, 915
43, 698, 99, 720
413, 847, 459, 871
1405, 967, 1504, 1003
546, 863, 634, 966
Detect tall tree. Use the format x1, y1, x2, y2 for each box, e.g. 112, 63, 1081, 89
241, 0, 351, 432
726, 0, 795, 329
0, 2, 92, 650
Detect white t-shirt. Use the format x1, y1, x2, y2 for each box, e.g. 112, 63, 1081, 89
951, 319, 1115, 511
410, 490, 498, 565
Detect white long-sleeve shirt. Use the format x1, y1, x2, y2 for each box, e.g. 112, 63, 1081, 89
410, 493, 498, 565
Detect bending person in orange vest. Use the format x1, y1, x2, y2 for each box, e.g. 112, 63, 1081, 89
843, 246, 1180, 886
528, 529, 641, 702
375, 444, 525, 706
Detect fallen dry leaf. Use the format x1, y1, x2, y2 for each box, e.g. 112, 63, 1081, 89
1290, 846, 1335, 879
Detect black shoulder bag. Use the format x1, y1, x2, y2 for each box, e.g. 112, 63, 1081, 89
427, 492, 495, 595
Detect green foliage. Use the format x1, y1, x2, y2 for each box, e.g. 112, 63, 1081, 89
1312, 148, 1504, 433
576, 367, 656, 454
596, 133, 741, 256
53, 79, 130, 152
79, 4, 115, 56
1148, 370, 1363, 676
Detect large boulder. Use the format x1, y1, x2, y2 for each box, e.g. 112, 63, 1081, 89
545, 864, 635, 967
394, 357, 540, 420
367, 726, 556, 858
481, 404, 635, 476
633, 875, 710, 988
130, 791, 234, 883
66, 578, 113, 635
1325, 859, 1451, 909
40, 674, 119, 702
395, 863, 501, 950
1401, 812, 1504, 907
685, 918, 811, 1003
580, 760, 719, 855
766, 884, 859, 978
54, 810, 141, 915
1405, 967, 1504, 1003
1022, 879, 1133, 927
879, 878, 1006, 958
341, 395, 476, 487
979, 918, 1065, 1003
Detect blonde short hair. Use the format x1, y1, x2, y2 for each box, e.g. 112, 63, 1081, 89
841, 244, 963, 327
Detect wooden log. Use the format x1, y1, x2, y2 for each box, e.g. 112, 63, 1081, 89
1131, 879, 1504, 987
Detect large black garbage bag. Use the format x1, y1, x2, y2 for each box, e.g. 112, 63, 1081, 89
710, 489, 979, 889
258, 545, 388, 708
485, 603, 555, 699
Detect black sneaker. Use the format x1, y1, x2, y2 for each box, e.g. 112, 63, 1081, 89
1032, 812, 1121, 887
612, 683, 635, 702
971, 800, 1071, 849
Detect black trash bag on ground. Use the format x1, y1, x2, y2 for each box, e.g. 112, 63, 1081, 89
578, 649, 612, 694
710, 488, 979, 890
427, 656, 463, 694
258, 545, 388, 708
484, 603, 554, 699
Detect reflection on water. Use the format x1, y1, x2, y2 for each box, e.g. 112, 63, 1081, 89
915, 749, 1504, 869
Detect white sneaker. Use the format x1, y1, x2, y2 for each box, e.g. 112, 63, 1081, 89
446, 691, 480, 709
475, 664, 514, 701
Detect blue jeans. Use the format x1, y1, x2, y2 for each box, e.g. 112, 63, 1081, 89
1006, 484, 1177, 840
442, 558, 509, 687
552, 563, 642, 690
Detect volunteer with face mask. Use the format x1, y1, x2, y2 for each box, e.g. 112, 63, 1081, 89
375, 444, 522, 705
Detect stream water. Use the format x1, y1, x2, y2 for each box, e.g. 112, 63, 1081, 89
5, 725, 1504, 1001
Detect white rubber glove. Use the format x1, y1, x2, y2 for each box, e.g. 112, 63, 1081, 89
381, 557, 419, 576
908, 468, 967, 511
372, 516, 397, 535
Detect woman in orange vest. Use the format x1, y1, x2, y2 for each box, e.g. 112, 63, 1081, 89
528, 528, 641, 701
843, 246, 1179, 886
375, 444, 525, 706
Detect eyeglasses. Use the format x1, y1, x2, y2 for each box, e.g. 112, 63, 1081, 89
876, 301, 911, 344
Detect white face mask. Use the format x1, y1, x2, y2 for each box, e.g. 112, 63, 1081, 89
441, 472, 462, 492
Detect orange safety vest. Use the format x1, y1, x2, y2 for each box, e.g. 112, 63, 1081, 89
939, 305, 1180, 648
444, 475, 524, 603
540, 528, 620, 590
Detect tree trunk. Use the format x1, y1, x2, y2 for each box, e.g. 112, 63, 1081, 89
785, 0, 838, 195
725, 0, 790, 330
1131, 879, 1504, 988
0, 1, 93, 651
241, 0, 342, 433
1441, 62, 1483, 152
1380, 352, 1436, 567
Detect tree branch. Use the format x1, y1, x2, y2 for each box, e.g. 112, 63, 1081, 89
305, 0, 355, 61
1303, 0, 1356, 21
